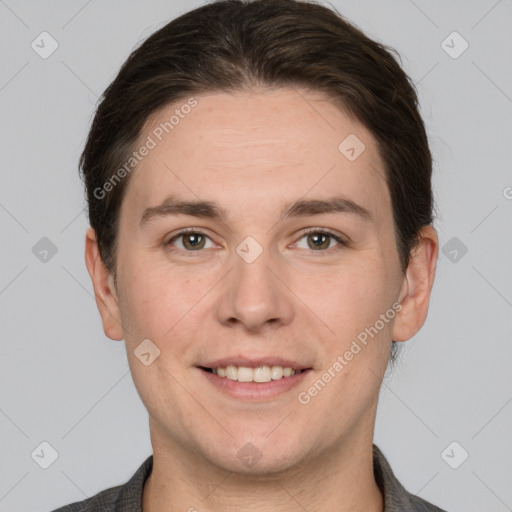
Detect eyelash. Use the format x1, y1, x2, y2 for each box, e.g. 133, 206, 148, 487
165, 227, 348, 256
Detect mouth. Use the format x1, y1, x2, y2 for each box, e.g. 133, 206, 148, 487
197, 361, 313, 401
199, 365, 310, 383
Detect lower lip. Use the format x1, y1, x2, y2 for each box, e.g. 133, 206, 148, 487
198, 368, 312, 401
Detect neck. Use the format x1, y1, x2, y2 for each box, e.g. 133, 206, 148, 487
142, 427, 383, 512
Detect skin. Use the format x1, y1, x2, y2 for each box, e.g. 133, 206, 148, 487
85, 88, 438, 512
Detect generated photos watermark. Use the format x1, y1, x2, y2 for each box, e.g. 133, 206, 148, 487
297, 301, 402, 405
93, 97, 198, 200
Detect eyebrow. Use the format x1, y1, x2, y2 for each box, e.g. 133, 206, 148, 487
140, 195, 372, 226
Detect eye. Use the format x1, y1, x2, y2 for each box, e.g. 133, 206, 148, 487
165, 228, 347, 254
166, 229, 216, 251
293, 229, 347, 252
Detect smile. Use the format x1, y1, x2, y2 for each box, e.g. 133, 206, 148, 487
201, 365, 307, 383
198, 364, 312, 401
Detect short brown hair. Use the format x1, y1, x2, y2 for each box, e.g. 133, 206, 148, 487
80, 0, 435, 365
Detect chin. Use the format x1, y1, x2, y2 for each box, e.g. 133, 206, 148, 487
215, 450, 303, 478
199, 432, 308, 477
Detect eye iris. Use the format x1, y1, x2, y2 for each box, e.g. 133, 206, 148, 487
308, 233, 330, 250
183, 233, 205, 250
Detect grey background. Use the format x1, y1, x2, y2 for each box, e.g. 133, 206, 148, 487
0, 0, 511, 511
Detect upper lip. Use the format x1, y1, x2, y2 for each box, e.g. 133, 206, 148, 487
199, 357, 311, 371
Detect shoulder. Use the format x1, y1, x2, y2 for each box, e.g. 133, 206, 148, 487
50, 485, 121, 512
50, 455, 153, 512
372, 444, 448, 512
400, 491, 448, 512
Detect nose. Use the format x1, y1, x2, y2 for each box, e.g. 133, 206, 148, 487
214, 243, 294, 333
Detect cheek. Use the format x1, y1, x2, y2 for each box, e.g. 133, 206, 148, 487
119, 263, 204, 416
295, 261, 396, 420
127, 359, 195, 445
298, 257, 394, 340
118, 256, 216, 351
117, 256, 183, 340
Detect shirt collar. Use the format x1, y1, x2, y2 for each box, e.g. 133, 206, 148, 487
372, 443, 423, 510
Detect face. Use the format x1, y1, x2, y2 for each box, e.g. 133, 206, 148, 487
87, 88, 437, 476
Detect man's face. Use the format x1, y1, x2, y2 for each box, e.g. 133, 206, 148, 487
98, 89, 411, 473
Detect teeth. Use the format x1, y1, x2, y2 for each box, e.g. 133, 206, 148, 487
211, 365, 300, 383
225, 365, 238, 380
271, 366, 284, 380
254, 366, 271, 382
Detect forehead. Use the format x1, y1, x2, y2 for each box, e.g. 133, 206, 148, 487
122, 88, 390, 222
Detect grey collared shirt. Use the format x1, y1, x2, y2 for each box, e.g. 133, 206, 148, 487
51, 444, 448, 511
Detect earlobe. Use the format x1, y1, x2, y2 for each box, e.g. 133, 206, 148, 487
392, 226, 439, 342
84, 227, 124, 341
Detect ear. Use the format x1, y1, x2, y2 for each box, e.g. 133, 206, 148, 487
392, 225, 439, 342
84, 227, 124, 341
